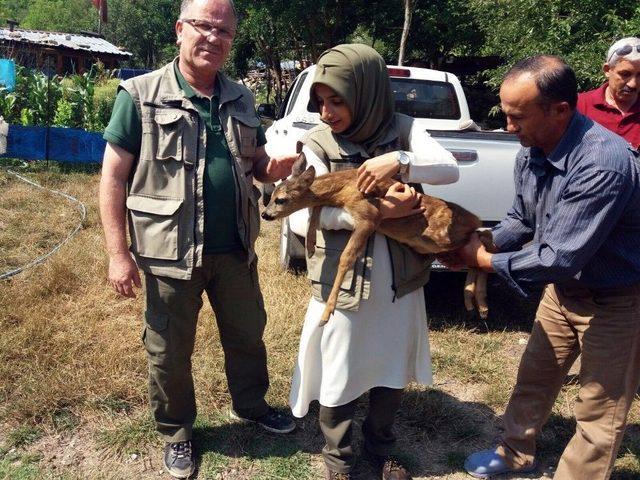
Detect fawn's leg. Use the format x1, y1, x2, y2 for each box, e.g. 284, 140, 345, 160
464, 269, 477, 312
472, 230, 496, 318
474, 270, 489, 319
320, 220, 376, 325
306, 206, 322, 257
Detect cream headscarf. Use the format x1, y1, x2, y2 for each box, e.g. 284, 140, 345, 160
305, 44, 396, 161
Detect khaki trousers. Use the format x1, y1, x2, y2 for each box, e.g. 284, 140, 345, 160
319, 387, 403, 473
497, 284, 640, 480
143, 251, 269, 442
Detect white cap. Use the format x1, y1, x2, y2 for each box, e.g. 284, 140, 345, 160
606, 37, 640, 66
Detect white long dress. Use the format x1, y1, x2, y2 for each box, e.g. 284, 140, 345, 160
289, 123, 459, 417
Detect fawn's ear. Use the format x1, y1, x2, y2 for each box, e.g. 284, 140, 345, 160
291, 152, 307, 178
298, 165, 316, 187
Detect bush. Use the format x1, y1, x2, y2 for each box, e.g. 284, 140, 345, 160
93, 78, 120, 132
2, 64, 119, 132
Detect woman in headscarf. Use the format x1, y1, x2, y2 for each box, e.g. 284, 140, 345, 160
287, 44, 459, 480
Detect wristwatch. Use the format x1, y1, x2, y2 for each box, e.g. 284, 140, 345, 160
397, 150, 411, 177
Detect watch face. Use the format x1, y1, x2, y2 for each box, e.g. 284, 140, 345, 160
399, 152, 410, 175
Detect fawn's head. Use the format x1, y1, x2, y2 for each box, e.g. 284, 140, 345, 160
262, 153, 316, 221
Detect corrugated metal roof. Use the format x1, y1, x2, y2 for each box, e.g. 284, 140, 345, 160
0, 28, 132, 57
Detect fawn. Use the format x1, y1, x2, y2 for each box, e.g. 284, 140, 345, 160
262, 153, 493, 324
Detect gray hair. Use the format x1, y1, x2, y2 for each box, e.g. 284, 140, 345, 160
180, 0, 238, 22
606, 37, 640, 67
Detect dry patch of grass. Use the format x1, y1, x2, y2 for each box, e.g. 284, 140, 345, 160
0, 170, 83, 273
0, 167, 638, 479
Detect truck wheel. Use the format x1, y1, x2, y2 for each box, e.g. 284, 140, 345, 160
280, 217, 306, 272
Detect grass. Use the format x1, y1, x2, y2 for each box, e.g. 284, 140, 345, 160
0, 164, 639, 479
0, 456, 41, 480
6, 426, 42, 449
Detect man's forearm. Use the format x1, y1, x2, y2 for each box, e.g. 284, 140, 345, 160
251, 148, 272, 183
99, 175, 129, 257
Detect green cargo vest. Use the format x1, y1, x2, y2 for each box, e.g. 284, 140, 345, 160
120, 59, 262, 280
303, 114, 434, 311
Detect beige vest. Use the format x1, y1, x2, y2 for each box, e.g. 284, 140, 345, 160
121, 59, 262, 280
304, 114, 434, 310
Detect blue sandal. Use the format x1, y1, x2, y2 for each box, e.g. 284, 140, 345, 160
464, 448, 536, 478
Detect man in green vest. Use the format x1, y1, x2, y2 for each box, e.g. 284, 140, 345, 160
98, 0, 297, 477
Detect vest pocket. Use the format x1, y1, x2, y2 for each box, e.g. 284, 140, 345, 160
154, 112, 185, 161
126, 195, 183, 260
230, 114, 260, 157
307, 245, 358, 291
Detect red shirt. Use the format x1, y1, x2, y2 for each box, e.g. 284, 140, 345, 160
577, 83, 640, 150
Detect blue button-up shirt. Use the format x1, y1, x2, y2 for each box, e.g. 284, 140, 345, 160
491, 112, 640, 297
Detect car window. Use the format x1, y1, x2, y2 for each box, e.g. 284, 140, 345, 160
282, 72, 309, 117
390, 78, 461, 120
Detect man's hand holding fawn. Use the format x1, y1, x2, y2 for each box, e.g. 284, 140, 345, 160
265, 154, 298, 181
437, 233, 494, 271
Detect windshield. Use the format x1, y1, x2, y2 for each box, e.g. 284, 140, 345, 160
390, 78, 460, 120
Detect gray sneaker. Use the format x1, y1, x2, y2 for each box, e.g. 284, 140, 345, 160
229, 407, 296, 434
163, 440, 195, 479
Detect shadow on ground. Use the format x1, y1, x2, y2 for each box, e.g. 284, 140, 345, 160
424, 272, 541, 334
187, 390, 500, 478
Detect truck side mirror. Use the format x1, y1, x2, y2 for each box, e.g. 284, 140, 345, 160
257, 103, 276, 120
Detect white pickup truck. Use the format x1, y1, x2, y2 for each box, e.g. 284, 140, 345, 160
259, 64, 521, 270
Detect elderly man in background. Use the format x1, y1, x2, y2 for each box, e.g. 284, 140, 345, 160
577, 37, 640, 149
99, 0, 297, 478
452, 55, 640, 479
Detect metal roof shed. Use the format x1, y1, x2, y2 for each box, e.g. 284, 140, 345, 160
0, 25, 132, 75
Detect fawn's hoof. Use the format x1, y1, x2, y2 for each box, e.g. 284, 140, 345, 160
319, 307, 334, 326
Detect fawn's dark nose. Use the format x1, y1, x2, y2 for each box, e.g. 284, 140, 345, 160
261, 211, 274, 221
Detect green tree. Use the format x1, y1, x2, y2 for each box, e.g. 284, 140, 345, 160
232, 0, 368, 104
20, 0, 97, 33
103, 0, 179, 68
0, 0, 34, 23
469, 0, 640, 89
409, 0, 484, 67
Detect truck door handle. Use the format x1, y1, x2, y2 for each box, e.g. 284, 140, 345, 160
449, 149, 478, 163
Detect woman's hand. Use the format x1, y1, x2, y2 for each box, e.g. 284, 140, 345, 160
357, 151, 400, 194
379, 183, 424, 219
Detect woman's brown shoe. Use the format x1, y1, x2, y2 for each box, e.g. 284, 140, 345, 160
369, 454, 412, 480
325, 467, 352, 479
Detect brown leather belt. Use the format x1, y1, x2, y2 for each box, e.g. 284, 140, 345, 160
555, 283, 640, 298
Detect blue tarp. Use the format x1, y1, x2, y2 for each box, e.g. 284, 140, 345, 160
0, 59, 16, 92
0, 124, 106, 163
114, 68, 151, 80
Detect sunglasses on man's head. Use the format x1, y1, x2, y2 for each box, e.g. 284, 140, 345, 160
608, 43, 640, 63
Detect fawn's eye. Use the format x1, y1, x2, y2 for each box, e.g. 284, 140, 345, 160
274, 198, 287, 205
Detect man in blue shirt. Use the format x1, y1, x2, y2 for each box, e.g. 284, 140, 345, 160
454, 56, 640, 479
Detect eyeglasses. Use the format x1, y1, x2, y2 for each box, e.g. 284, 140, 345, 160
181, 18, 234, 41
607, 43, 640, 63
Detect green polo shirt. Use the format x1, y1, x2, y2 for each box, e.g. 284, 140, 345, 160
104, 65, 266, 254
